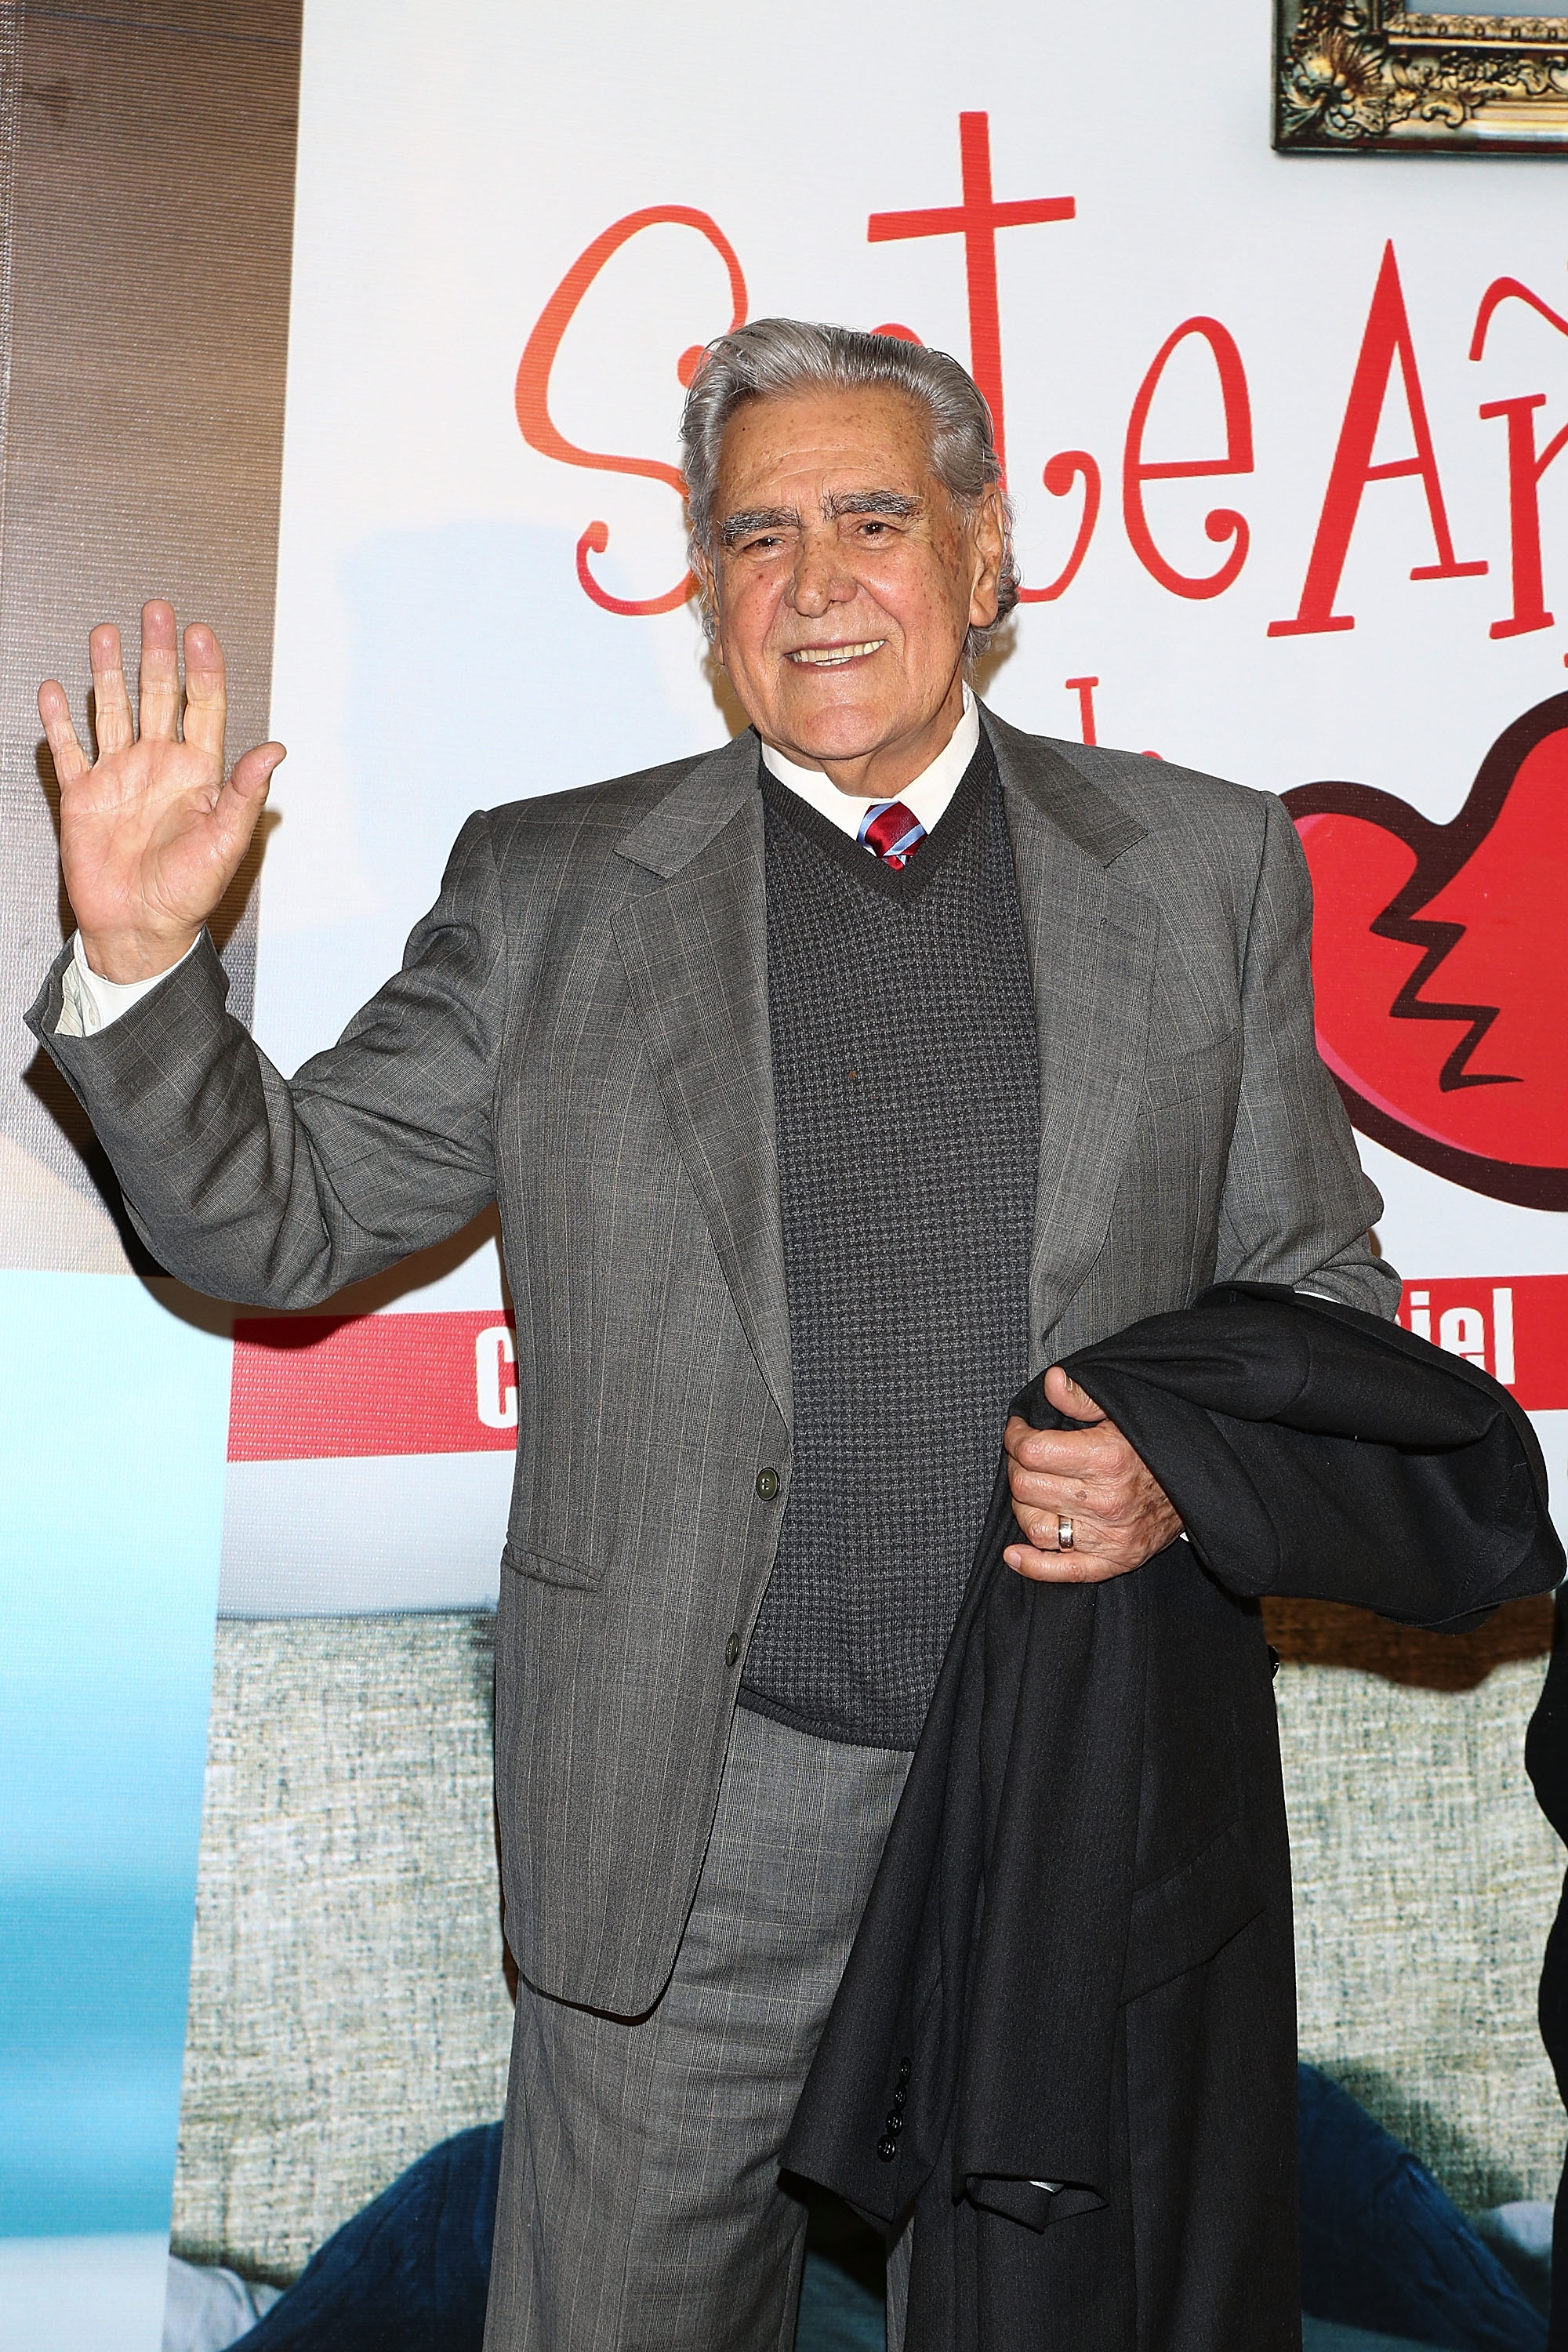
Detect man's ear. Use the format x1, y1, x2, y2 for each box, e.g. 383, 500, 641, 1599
693, 550, 724, 662
968, 488, 1007, 629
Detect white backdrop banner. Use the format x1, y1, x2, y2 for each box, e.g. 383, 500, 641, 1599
224, 0, 1568, 1612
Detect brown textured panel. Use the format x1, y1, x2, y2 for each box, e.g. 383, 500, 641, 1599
0, 0, 301, 1268
1261, 1591, 1555, 1690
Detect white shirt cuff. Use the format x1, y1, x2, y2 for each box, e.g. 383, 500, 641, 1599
56, 931, 199, 1038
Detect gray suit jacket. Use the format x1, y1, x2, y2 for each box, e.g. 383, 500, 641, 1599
31, 705, 1396, 2016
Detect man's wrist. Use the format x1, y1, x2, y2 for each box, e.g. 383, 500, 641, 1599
77, 924, 201, 985
60, 928, 201, 1039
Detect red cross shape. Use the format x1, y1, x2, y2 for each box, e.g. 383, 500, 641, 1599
868, 113, 1075, 482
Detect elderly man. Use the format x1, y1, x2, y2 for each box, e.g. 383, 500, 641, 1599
31, 321, 1394, 2351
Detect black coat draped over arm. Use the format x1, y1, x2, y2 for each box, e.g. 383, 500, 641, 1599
783, 1283, 1563, 2352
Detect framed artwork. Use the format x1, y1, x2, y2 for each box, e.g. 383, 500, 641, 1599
1275, 3, 1568, 151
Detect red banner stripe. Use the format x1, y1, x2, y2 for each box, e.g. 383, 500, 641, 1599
1395, 1274, 1566, 1411
228, 1311, 518, 1461
226, 1279, 1568, 1465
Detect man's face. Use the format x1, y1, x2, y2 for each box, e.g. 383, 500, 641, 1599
705, 384, 1004, 790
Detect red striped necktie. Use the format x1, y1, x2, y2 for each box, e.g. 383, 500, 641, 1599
858, 799, 927, 870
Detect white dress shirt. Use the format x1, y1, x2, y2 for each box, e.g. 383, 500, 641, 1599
56, 929, 198, 1038
59, 688, 982, 1039
760, 684, 978, 842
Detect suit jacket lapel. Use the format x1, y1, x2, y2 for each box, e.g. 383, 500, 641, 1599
610, 708, 1156, 1418
612, 730, 793, 1429
983, 708, 1159, 1354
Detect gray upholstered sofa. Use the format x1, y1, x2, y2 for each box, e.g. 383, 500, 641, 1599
170, 1606, 1566, 2283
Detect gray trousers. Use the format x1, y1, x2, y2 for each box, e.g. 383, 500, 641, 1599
483, 1704, 912, 2352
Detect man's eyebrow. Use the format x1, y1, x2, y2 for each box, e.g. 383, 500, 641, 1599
717, 489, 923, 548
824, 490, 922, 520
719, 506, 801, 548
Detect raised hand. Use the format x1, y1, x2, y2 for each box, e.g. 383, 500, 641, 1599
38, 599, 285, 983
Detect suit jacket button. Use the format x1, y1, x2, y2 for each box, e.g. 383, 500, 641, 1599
755, 1468, 780, 1501
877, 2136, 898, 2163
884, 2111, 904, 2136
725, 1633, 741, 1668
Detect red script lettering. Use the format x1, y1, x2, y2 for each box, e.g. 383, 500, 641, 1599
517, 208, 747, 616
1269, 243, 1486, 638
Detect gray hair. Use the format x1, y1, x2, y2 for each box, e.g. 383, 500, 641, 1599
680, 318, 1018, 662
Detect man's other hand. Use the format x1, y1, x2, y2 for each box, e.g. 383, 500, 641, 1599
38, 600, 285, 984
1003, 1367, 1181, 1583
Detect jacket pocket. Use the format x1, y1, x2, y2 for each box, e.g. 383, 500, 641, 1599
1121, 1816, 1263, 2004
501, 1541, 601, 1594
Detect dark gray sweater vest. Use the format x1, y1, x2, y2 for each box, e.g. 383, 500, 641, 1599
739, 735, 1040, 1751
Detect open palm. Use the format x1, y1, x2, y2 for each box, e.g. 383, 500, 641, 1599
38, 599, 284, 984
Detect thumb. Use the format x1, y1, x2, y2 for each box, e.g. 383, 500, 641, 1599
1044, 1363, 1105, 1424
211, 742, 283, 861
206, 743, 283, 884
228, 741, 286, 804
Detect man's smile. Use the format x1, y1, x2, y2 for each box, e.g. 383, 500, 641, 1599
784, 640, 887, 667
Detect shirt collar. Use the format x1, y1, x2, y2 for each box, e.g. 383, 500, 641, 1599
758, 685, 979, 843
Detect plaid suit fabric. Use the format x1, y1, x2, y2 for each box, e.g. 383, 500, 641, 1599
483, 1704, 909, 2352
29, 706, 1396, 2022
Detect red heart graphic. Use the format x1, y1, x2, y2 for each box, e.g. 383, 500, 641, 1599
1284, 693, 1568, 1210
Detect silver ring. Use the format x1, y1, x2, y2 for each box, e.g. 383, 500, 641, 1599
1057, 1515, 1075, 1552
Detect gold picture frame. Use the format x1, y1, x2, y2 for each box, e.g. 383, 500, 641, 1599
1275, 2, 1568, 151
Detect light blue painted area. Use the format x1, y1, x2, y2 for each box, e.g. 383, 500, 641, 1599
0, 2232, 169, 2352
259, 519, 713, 1080
0, 1273, 230, 2245
337, 522, 691, 954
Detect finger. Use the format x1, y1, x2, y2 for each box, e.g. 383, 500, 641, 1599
181, 622, 227, 764
1006, 1414, 1108, 1468
1004, 1541, 1131, 1585
1007, 1422, 1119, 1479
1011, 1499, 1105, 1554
1008, 1468, 1101, 1536
138, 599, 180, 743
38, 680, 89, 782
89, 622, 134, 757
227, 741, 285, 803
1043, 1365, 1106, 1424
209, 743, 284, 868
1007, 1466, 1095, 1519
